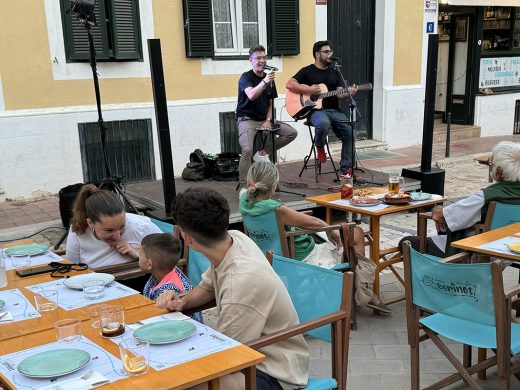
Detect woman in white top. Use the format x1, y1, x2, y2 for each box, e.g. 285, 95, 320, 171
65, 184, 161, 268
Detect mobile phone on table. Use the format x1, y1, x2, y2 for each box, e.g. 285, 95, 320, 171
16, 264, 55, 277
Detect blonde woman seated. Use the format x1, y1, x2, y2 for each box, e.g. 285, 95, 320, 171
240, 161, 390, 313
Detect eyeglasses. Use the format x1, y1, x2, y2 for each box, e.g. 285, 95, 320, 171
320, 50, 333, 54
49, 262, 88, 278
251, 56, 266, 61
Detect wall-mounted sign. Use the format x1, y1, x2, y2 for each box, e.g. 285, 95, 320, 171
425, 0, 437, 12
316, 0, 327, 4
426, 22, 435, 33
479, 57, 520, 88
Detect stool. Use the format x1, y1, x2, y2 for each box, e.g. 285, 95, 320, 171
298, 121, 339, 182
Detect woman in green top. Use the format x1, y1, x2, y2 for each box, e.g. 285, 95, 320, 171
239, 160, 364, 265
240, 161, 391, 314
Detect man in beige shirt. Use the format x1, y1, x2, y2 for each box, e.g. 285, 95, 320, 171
157, 187, 309, 390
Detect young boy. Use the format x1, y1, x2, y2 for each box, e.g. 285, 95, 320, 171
139, 233, 203, 323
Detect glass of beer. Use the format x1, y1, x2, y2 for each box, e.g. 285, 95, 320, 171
388, 173, 400, 194
340, 177, 354, 200
99, 304, 126, 338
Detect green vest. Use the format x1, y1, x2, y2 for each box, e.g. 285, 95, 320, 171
239, 193, 315, 260
445, 181, 520, 256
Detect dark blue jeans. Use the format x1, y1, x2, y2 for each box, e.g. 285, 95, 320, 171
309, 109, 353, 170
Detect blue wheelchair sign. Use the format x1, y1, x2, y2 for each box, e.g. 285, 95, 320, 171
426, 22, 435, 33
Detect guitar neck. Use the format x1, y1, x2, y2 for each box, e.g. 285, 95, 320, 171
318, 84, 371, 99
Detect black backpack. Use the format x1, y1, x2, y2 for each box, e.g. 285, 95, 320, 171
181, 149, 206, 181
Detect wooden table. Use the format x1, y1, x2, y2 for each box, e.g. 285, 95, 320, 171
451, 222, 520, 262
0, 304, 265, 390
306, 188, 447, 303
1, 267, 154, 341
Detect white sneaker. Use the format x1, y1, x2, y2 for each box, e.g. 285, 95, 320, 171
253, 151, 270, 162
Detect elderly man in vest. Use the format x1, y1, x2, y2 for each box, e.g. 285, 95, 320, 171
400, 141, 520, 257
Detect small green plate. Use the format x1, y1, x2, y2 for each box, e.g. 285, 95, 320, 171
18, 349, 90, 378
0, 299, 5, 310
134, 320, 197, 344
4, 244, 49, 257
410, 192, 432, 201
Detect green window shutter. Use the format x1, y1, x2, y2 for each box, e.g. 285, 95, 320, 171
60, 0, 110, 61
182, 0, 214, 58
110, 0, 143, 60
267, 0, 299, 56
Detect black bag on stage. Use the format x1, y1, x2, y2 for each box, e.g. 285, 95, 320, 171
213, 152, 240, 181
181, 149, 206, 181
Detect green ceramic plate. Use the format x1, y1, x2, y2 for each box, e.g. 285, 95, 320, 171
4, 244, 49, 257
0, 299, 5, 310
17, 349, 90, 378
134, 320, 197, 344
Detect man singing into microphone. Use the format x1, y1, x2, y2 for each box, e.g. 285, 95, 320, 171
236, 45, 297, 187
287, 41, 356, 179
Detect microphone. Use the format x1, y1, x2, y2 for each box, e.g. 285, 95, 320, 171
330, 56, 341, 62
263, 64, 278, 71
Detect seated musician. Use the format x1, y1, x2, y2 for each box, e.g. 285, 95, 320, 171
286, 40, 357, 180
399, 141, 520, 257
157, 187, 309, 390
236, 45, 297, 187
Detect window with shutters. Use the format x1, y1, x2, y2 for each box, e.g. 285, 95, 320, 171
183, 0, 299, 58
60, 0, 142, 62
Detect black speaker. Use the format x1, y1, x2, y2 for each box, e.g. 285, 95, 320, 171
58, 183, 84, 228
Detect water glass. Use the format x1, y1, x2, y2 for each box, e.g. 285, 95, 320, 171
99, 304, 126, 338
12, 255, 31, 269
55, 318, 81, 343
83, 279, 105, 300
340, 177, 354, 200
399, 176, 406, 192
0, 249, 7, 288
88, 304, 109, 328
119, 337, 149, 376
34, 290, 58, 311
388, 173, 400, 193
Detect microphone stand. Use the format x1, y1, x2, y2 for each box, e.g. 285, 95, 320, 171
266, 72, 306, 197
331, 60, 364, 181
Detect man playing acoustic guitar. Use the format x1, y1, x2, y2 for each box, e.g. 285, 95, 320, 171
286, 40, 357, 179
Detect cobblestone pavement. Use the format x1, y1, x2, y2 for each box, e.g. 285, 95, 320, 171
1, 144, 518, 389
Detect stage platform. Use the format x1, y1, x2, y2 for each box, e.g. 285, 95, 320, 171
126, 159, 420, 224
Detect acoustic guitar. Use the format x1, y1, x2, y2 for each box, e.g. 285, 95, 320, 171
285, 83, 372, 120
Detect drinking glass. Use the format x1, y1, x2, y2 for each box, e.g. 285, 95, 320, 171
99, 304, 126, 338
340, 177, 354, 200
0, 249, 7, 288
34, 290, 58, 311
55, 318, 81, 343
88, 304, 109, 328
83, 280, 105, 300
119, 337, 149, 376
12, 255, 31, 269
388, 173, 400, 193
399, 176, 406, 193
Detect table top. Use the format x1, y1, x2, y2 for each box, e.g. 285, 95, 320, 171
306, 187, 446, 216
1, 266, 153, 341
451, 222, 520, 262
0, 305, 265, 390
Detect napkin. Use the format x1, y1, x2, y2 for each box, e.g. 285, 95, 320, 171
0, 312, 13, 322
39, 371, 109, 390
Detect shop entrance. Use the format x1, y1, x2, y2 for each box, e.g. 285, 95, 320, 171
436, 11, 477, 125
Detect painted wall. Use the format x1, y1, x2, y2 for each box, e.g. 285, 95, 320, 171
475, 93, 520, 136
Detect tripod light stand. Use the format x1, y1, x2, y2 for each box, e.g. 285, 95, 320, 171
72, 0, 138, 214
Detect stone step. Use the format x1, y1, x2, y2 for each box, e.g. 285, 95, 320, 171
432, 122, 481, 144
329, 139, 388, 154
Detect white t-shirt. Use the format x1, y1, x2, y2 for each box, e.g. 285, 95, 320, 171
65, 213, 162, 268
431, 191, 485, 251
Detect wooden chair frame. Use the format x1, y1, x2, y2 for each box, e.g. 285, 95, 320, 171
403, 241, 520, 389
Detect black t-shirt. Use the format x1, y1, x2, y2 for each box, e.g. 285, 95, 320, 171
236, 70, 278, 121
292, 64, 345, 110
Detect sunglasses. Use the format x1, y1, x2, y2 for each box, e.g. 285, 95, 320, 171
49, 262, 88, 278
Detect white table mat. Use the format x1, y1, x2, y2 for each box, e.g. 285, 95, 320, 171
110, 316, 240, 371
6, 251, 64, 271
0, 288, 41, 323
477, 235, 520, 257
0, 336, 126, 389
25, 279, 139, 310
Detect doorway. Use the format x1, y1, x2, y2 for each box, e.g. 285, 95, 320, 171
436, 11, 477, 125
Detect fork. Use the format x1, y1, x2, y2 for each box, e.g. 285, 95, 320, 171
80, 370, 95, 380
